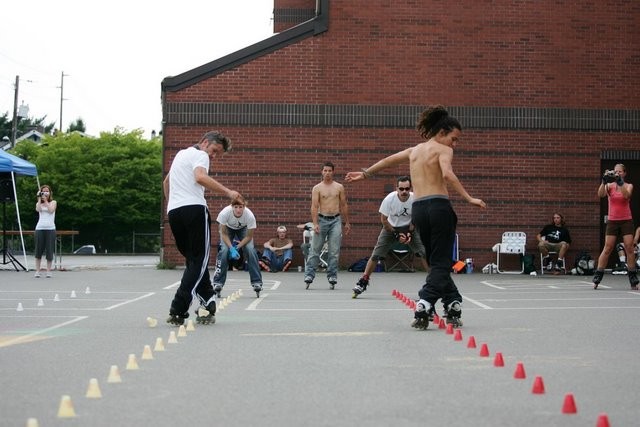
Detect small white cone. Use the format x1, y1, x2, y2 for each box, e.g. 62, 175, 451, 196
37, 298, 44, 307
141, 344, 153, 360
85, 378, 102, 398
186, 319, 196, 331
70, 290, 76, 298
168, 331, 178, 344
238, 289, 244, 296
26, 418, 40, 427
126, 354, 139, 370
107, 365, 122, 383
154, 337, 165, 352
177, 325, 187, 337
146, 317, 158, 328
56, 395, 76, 418
85, 286, 91, 294
16, 302, 24, 312
53, 294, 60, 302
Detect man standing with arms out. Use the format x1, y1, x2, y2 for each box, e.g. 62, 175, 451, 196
352, 176, 429, 297
304, 161, 351, 289
346, 106, 486, 328
537, 213, 572, 273
163, 131, 240, 326
213, 199, 264, 297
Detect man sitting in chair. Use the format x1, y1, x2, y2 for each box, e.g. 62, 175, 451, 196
352, 176, 428, 297
537, 212, 572, 272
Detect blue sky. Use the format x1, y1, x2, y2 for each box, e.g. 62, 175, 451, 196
0, 1, 274, 138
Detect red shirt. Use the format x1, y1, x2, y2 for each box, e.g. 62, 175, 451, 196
607, 183, 632, 221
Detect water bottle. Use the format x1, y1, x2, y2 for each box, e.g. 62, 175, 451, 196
375, 260, 384, 272
465, 258, 474, 274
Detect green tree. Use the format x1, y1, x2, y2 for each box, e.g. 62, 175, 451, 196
0, 112, 56, 140
66, 117, 86, 133
8, 129, 162, 253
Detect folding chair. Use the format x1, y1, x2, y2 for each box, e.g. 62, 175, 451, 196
494, 231, 526, 274
540, 251, 562, 275
385, 242, 415, 272
302, 227, 328, 270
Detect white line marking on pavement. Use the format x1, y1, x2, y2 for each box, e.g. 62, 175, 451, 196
104, 292, 155, 310
164, 281, 180, 290
462, 295, 493, 309
241, 331, 386, 337
480, 281, 506, 290
269, 281, 281, 290
0, 316, 88, 348
246, 293, 267, 310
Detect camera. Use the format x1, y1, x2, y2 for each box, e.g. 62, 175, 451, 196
602, 170, 617, 183
37, 191, 42, 197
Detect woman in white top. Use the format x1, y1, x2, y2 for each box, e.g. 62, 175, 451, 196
34, 185, 57, 277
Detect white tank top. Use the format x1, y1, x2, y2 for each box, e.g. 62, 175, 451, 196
36, 206, 56, 230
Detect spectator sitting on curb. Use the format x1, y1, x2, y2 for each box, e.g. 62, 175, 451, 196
260, 226, 294, 272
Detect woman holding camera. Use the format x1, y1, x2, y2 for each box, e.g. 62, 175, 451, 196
593, 164, 638, 289
34, 185, 57, 278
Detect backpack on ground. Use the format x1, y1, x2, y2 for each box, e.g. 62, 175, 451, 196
521, 254, 536, 274
572, 251, 595, 275
348, 257, 369, 272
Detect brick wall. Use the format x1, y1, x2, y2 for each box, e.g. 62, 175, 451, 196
161, 0, 640, 272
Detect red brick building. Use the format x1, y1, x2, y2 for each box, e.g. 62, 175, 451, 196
161, 0, 640, 272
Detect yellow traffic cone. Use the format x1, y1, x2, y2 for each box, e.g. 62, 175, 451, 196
126, 354, 139, 370
154, 337, 165, 351
186, 319, 196, 331
56, 395, 76, 418
177, 325, 187, 337
141, 345, 153, 360
168, 330, 178, 344
25, 418, 39, 427
146, 317, 158, 328
85, 378, 102, 398
107, 365, 122, 383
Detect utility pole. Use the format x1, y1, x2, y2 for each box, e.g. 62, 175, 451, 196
11, 75, 19, 148
58, 71, 68, 133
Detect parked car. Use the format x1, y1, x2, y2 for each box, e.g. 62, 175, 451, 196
73, 245, 96, 255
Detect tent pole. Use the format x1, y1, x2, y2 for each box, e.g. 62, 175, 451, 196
10, 171, 29, 270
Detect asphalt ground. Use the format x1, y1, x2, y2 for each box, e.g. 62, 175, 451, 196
1, 260, 638, 427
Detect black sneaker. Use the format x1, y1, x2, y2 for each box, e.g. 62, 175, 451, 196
542, 256, 552, 270
593, 270, 604, 289
352, 277, 369, 295
195, 304, 216, 325
328, 277, 337, 290
304, 276, 313, 289
445, 301, 463, 328
252, 282, 263, 292
612, 263, 628, 275
213, 284, 223, 297
628, 270, 639, 290
166, 313, 188, 326
411, 299, 431, 330
555, 259, 565, 272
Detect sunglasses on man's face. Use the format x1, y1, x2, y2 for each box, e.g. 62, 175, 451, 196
398, 187, 410, 191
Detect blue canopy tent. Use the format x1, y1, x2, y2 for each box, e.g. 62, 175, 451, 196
0, 150, 39, 271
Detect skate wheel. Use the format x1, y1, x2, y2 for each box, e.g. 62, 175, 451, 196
352, 292, 358, 299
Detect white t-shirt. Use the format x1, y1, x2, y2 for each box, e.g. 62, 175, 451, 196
167, 147, 209, 212
379, 191, 415, 228
216, 205, 257, 230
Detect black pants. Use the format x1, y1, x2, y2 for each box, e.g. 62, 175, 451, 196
412, 197, 462, 309
168, 205, 215, 316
